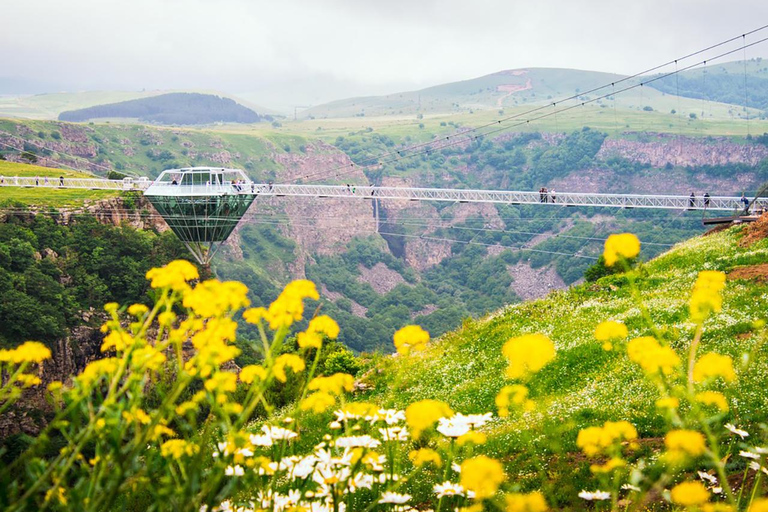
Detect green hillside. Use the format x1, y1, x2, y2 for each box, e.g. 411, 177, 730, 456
58, 93, 268, 125
360, 221, 768, 501
0, 161, 117, 207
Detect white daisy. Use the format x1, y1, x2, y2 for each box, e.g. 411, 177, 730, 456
579, 490, 611, 500
378, 492, 411, 504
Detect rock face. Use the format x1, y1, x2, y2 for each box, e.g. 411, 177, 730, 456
507, 263, 566, 301
597, 134, 768, 167
357, 263, 407, 294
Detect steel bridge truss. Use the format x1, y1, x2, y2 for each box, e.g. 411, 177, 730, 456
0, 176, 750, 212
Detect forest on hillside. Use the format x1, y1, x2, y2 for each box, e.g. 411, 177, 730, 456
58, 93, 269, 125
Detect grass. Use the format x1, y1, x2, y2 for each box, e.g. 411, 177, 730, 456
0, 161, 117, 207
362, 224, 768, 459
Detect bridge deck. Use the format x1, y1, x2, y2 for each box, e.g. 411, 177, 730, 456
0, 176, 750, 212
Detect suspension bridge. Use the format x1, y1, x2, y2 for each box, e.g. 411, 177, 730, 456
1, 167, 761, 264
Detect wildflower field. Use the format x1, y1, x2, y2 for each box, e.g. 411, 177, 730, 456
0, 221, 767, 512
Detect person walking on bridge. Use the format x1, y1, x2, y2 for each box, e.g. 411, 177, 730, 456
741, 193, 750, 213
689, 192, 696, 209
704, 192, 710, 208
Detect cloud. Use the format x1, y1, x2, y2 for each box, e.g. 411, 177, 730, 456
1, 0, 767, 106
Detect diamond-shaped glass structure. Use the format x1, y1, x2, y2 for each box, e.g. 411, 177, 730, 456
143, 168, 255, 264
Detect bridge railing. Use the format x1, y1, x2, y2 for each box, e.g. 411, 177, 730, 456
0, 176, 151, 190
0, 177, 748, 212
249, 184, 744, 212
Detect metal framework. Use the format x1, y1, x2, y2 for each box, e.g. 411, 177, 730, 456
0, 175, 751, 212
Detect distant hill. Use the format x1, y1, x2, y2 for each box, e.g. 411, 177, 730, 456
647, 58, 768, 112
58, 92, 270, 125
300, 68, 628, 118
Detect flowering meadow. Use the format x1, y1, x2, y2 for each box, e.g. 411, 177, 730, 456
0, 224, 767, 511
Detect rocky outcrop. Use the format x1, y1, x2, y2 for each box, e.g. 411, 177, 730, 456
507, 263, 566, 301
357, 263, 407, 294
597, 134, 768, 167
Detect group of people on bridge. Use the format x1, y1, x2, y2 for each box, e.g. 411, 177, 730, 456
538, 187, 556, 203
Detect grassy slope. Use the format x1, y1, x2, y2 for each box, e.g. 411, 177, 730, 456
364, 224, 768, 453
0, 161, 117, 207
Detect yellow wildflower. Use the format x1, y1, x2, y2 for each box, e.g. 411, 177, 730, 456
749, 499, 768, 512
131, 346, 166, 371
145, 260, 198, 291
495, 384, 533, 416
183, 280, 250, 318
457, 431, 487, 446
665, 429, 707, 458
339, 401, 379, 418
204, 372, 238, 393
77, 358, 119, 387
158, 311, 176, 326
594, 321, 628, 341
670, 481, 709, 506
266, 280, 319, 329
405, 399, 453, 438
693, 353, 736, 383
505, 491, 548, 512
590, 457, 626, 473
627, 336, 680, 375
152, 425, 175, 439
240, 364, 267, 384
308, 373, 354, 395
603, 233, 640, 266
576, 421, 637, 457
160, 439, 199, 459
175, 401, 198, 415
393, 325, 430, 355
689, 271, 726, 323
656, 397, 680, 409
127, 304, 149, 317
0, 341, 51, 364
297, 330, 323, 349
308, 315, 340, 339
273, 354, 306, 383
460, 455, 505, 499
502, 334, 555, 379
17, 374, 42, 387
695, 391, 729, 412
243, 307, 268, 324
123, 408, 151, 425
300, 392, 336, 413
409, 448, 442, 467
101, 331, 135, 352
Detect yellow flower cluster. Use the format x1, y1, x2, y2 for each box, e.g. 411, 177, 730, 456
460, 455, 505, 499
627, 336, 680, 375
77, 358, 119, 388
298, 315, 340, 349
308, 373, 354, 395
664, 429, 707, 460
0, 341, 51, 364
694, 391, 729, 412
693, 352, 736, 383
266, 280, 319, 330
188, 318, 240, 377
405, 399, 453, 438
145, 260, 198, 291
457, 431, 487, 446
160, 439, 199, 459
594, 320, 628, 350
183, 280, 250, 318
101, 331, 135, 352
689, 270, 726, 323
495, 384, 533, 416
505, 491, 548, 512
576, 420, 638, 457
603, 233, 640, 266
751, 499, 768, 512
670, 481, 710, 506
409, 448, 442, 467
393, 325, 430, 355
273, 354, 306, 383
502, 334, 555, 380
239, 364, 267, 384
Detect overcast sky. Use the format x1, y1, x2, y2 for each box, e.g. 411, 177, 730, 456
2, 0, 768, 107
